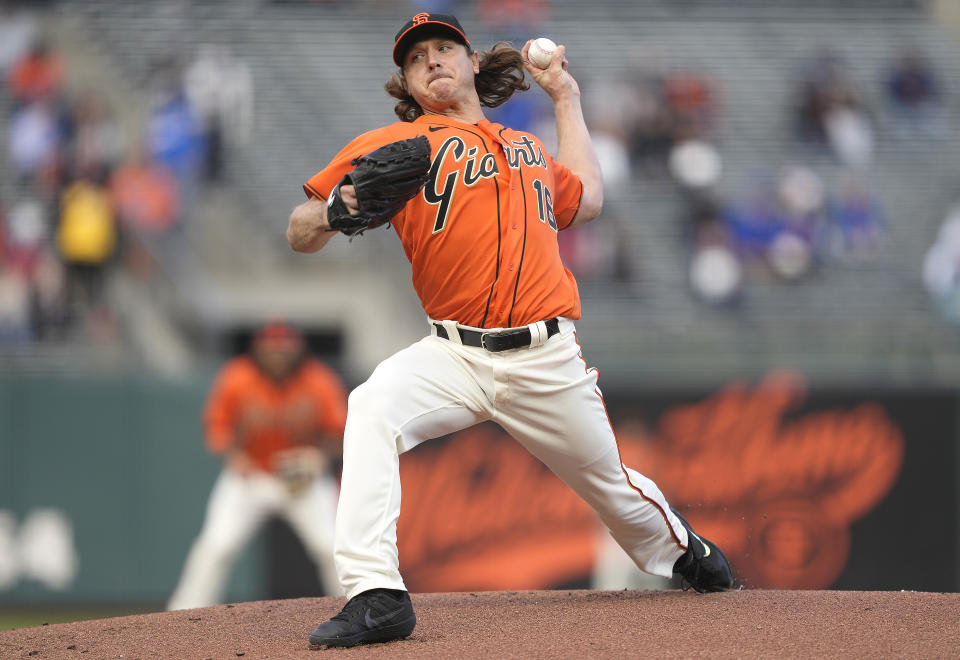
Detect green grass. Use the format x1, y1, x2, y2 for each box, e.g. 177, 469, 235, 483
0, 607, 157, 631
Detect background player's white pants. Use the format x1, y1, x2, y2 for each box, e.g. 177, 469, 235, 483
335, 318, 689, 599
167, 468, 341, 610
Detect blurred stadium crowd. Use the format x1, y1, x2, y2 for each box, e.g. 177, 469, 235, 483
0, 1, 252, 351
0, 0, 959, 382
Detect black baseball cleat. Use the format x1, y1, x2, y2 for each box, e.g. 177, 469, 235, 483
671, 508, 735, 593
308, 588, 416, 648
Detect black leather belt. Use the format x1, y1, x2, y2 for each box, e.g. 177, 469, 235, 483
434, 318, 560, 352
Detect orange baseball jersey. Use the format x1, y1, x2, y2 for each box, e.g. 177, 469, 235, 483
303, 114, 584, 328
204, 356, 348, 472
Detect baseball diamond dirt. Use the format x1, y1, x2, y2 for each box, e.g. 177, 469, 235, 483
1, 589, 959, 658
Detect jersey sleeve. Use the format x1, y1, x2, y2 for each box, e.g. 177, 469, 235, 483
547, 155, 584, 231
203, 360, 245, 454
302, 126, 402, 201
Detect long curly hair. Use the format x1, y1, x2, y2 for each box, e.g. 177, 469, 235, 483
385, 41, 530, 122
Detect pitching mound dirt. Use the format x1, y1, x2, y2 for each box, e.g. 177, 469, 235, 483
1, 589, 958, 658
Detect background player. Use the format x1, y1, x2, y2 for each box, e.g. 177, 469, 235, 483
167, 321, 347, 610
287, 13, 734, 648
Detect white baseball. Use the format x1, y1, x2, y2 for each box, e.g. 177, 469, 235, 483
528, 37, 557, 69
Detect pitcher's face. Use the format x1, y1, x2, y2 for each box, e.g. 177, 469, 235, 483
402, 38, 479, 113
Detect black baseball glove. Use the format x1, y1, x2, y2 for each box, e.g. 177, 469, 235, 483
327, 136, 432, 238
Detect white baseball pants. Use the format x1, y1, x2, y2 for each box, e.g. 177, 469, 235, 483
167, 467, 341, 610
334, 318, 688, 599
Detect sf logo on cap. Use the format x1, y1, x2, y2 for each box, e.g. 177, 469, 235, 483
412, 12, 430, 25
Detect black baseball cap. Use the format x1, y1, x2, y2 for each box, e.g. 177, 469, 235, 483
393, 12, 470, 66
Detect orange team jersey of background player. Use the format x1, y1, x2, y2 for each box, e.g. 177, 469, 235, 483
204, 355, 348, 472
303, 114, 584, 329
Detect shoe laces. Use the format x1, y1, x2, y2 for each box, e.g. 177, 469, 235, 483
331, 590, 399, 623
331, 595, 373, 623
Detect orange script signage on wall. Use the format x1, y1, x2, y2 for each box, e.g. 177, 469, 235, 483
396, 372, 905, 591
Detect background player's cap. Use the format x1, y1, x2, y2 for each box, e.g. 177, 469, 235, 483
393, 13, 470, 66
253, 321, 303, 349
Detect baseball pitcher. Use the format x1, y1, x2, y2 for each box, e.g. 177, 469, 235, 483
287, 13, 734, 648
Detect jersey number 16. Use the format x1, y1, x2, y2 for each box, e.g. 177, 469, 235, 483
532, 179, 557, 231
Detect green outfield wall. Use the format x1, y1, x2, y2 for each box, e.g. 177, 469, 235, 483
0, 374, 264, 606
